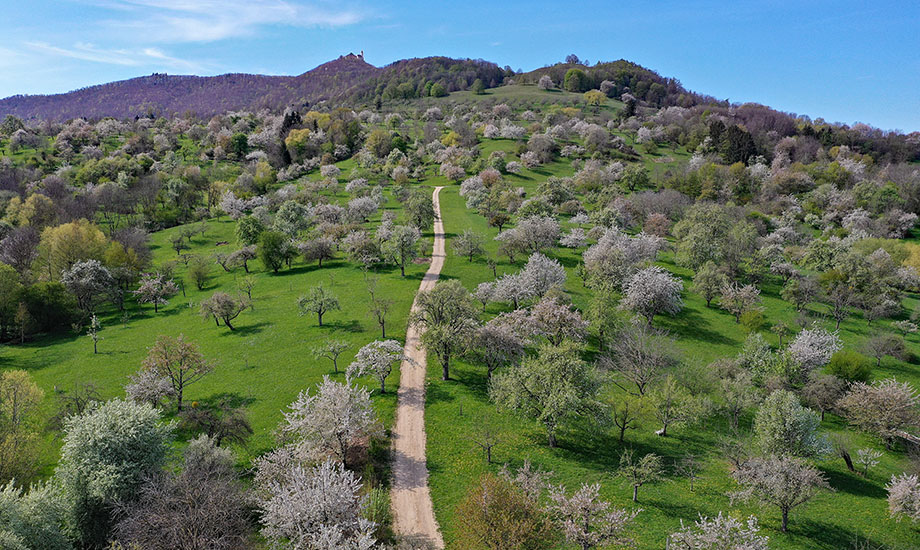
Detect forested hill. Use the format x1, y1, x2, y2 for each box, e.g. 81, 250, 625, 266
0, 55, 508, 121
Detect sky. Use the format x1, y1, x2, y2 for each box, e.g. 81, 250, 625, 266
1, 0, 918, 131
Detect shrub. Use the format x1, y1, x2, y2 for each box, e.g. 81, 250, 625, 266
826, 350, 872, 382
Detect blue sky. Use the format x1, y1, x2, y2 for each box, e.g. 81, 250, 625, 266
1, 0, 918, 131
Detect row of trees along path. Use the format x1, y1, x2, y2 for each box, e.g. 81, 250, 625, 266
390, 186, 446, 548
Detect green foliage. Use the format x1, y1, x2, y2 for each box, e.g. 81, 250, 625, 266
258, 231, 287, 273
490, 341, 604, 447
429, 82, 448, 97
563, 68, 588, 93
235, 215, 264, 245
826, 350, 872, 382
471, 78, 486, 95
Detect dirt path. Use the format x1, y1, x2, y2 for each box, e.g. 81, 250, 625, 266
391, 186, 446, 549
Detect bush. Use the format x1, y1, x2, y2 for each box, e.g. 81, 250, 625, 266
826, 350, 872, 382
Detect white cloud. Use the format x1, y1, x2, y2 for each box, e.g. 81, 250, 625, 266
88, 0, 367, 43
25, 41, 204, 71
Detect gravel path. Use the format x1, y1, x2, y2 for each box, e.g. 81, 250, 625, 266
390, 186, 445, 549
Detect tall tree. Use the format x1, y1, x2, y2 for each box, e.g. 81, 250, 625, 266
491, 341, 605, 447
410, 280, 478, 380
142, 334, 213, 412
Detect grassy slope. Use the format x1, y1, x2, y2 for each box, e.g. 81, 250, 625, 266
425, 140, 920, 548
1, 173, 433, 471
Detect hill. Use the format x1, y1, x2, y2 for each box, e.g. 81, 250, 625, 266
0, 54, 509, 121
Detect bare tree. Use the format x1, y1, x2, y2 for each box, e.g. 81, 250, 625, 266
611, 396, 642, 443
605, 321, 679, 397
113, 436, 252, 550
200, 291, 249, 330
675, 454, 703, 493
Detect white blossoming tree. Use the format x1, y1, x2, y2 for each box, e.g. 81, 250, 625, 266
620, 266, 683, 326
548, 483, 639, 550
668, 513, 769, 550
279, 376, 381, 468
346, 340, 409, 394
787, 327, 842, 373
259, 460, 379, 550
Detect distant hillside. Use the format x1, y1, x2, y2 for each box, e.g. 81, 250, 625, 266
0, 55, 510, 121
0, 54, 380, 121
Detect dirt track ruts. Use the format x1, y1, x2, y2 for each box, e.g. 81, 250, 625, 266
390, 186, 445, 549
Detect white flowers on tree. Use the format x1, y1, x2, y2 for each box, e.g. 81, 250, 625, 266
548, 483, 639, 549
620, 266, 683, 326
729, 455, 830, 532
521, 252, 566, 297
347, 339, 410, 394
133, 272, 179, 313
279, 376, 381, 468
787, 326, 842, 373
259, 460, 379, 550
887, 473, 920, 522
582, 228, 665, 289
837, 378, 920, 448
668, 513, 769, 550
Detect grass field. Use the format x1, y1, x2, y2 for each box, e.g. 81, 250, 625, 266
1, 177, 433, 474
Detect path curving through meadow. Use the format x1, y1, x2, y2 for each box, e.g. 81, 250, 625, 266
390, 186, 445, 549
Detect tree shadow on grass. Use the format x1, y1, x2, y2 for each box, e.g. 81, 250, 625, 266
425, 378, 458, 406
198, 391, 257, 409
658, 308, 737, 347
793, 519, 888, 550
217, 321, 270, 337
323, 319, 363, 333
821, 467, 887, 499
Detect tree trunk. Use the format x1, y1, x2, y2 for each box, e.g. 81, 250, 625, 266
781, 509, 788, 532
380, 379, 386, 394
547, 431, 557, 448
442, 362, 450, 381
400, 264, 405, 277
317, 312, 323, 326
93, 340, 97, 354
225, 319, 234, 330
632, 485, 639, 502
618, 425, 627, 442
